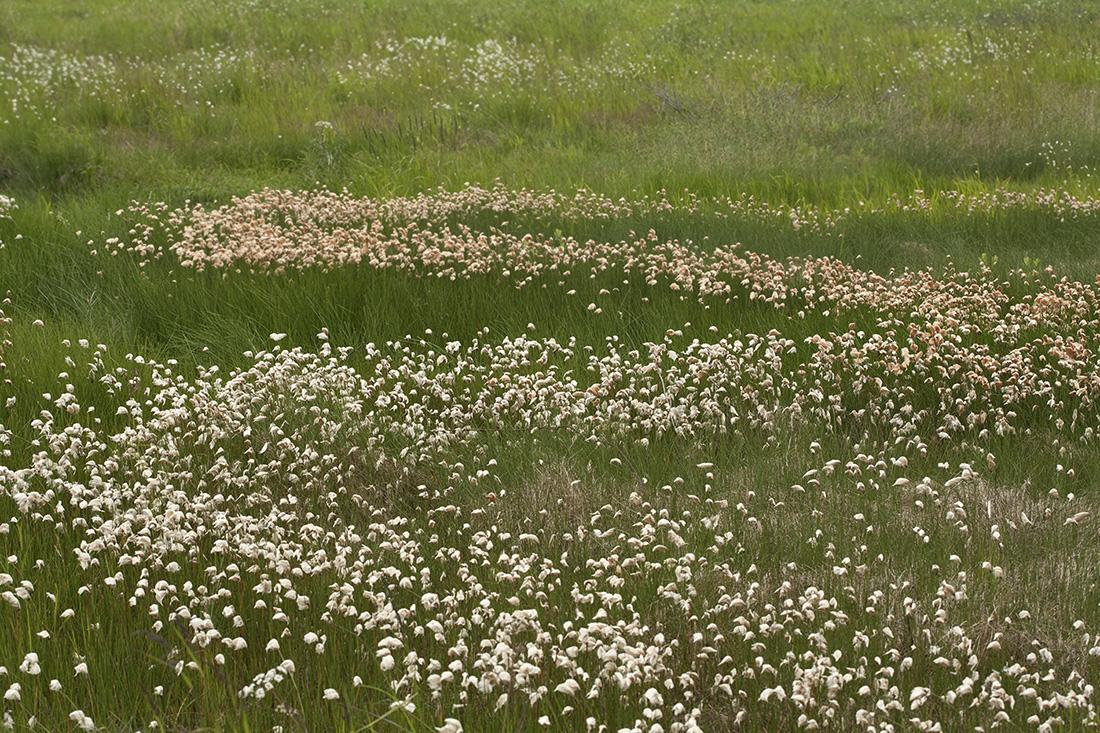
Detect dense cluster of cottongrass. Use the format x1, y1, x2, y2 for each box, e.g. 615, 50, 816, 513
5, 188, 1100, 731
108, 184, 1100, 277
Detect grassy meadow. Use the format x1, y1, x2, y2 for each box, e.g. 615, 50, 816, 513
5, 0, 1100, 730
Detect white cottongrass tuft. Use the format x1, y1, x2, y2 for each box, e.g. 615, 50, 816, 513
19, 653, 40, 676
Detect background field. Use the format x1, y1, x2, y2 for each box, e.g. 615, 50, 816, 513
6, 0, 1100, 361
4, 1, 1100, 731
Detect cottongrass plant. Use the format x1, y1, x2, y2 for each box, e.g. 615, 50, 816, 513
5, 219, 1100, 729
0, 196, 14, 250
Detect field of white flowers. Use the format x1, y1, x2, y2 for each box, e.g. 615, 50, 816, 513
6, 0, 1100, 730
2, 185, 1100, 731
